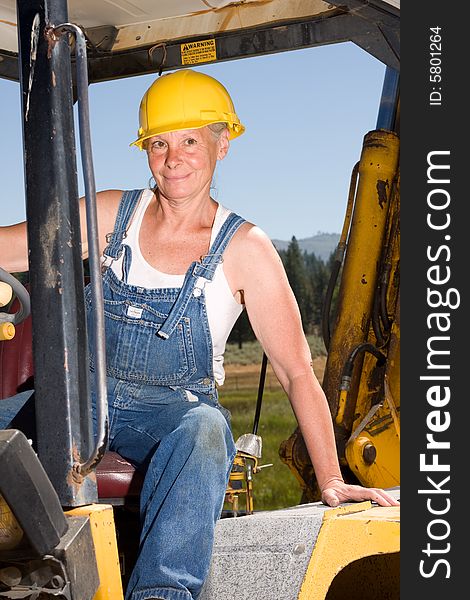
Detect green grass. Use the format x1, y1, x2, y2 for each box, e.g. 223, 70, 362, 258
224, 334, 327, 366
219, 334, 327, 512
220, 387, 302, 511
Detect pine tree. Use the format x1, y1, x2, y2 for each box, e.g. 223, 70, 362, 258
283, 237, 313, 332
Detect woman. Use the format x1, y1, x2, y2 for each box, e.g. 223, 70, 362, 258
1, 69, 398, 600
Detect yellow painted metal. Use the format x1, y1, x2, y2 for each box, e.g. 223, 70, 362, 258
66, 504, 124, 600
0, 281, 13, 307
279, 130, 400, 500
0, 322, 15, 341
346, 423, 399, 488
0, 282, 16, 340
334, 389, 349, 426
345, 305, 400, 487
298, 503, 400, 599
344, 184, 400, 488
225, 452, 257, 514
323, 129, 400, 430
0, 493, 23, 550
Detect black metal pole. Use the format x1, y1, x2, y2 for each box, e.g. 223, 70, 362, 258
16, 0, 97, 506
252, 353, 268, 436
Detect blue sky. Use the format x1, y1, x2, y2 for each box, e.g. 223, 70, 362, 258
0, 42, 385, 239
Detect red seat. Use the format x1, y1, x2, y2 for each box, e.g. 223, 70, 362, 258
96, 451, 143, 502
0, 308, 34, 399
0, 301, 141, 503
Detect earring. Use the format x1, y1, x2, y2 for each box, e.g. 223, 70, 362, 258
148, 176, 157, 193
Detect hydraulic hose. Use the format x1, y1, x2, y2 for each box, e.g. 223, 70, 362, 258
335, 343, 386, 425
321, 162, 358, 350
52, 23, 108, 476
371, 288, 386, 348
380, 193, 399, 333
371, 183, 400, 346
342, 343, 386, 381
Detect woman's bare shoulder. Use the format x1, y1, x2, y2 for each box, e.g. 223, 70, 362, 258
94, 189, 126, 228
80, 189, 128, 256
224, 220, 285, 292
229, 220, 281, 262
96, 189, 126, 210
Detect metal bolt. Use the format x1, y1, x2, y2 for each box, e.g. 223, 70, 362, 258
362, 442, 377, 465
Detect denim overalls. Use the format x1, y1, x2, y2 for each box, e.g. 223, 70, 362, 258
86, 189, 245, 600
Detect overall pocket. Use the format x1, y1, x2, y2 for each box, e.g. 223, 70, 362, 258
86, 290, 197, 385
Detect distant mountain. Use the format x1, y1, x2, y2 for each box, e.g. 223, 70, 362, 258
271, 233, 340, 262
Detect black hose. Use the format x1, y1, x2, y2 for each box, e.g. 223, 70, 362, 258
321, 162, 359, 350
379, 207, 399, 333
252, 352, 268, 436
371, 287, 386, 347
342, 343, 387, 383
379, 264, 392, 332
321, 255, 341, 351
372, 190, 400, 345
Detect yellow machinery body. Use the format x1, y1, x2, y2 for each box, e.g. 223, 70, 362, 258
299, 503, 399, 600
280, 129, 400, 497
66, 505, 124, 600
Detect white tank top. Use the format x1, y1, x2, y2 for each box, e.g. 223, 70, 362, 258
109, 189, 244, 386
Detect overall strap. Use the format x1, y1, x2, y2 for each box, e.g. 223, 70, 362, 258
193, 212, 246, 281
102, 189, 144, 263
157, 212, 246, 339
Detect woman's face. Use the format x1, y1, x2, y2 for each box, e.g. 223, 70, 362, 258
146, 126, 229, 203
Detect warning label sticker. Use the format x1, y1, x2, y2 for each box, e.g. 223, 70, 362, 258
181, 39, 217, 65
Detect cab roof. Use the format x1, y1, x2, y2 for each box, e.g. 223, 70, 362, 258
0, 0, 399, 82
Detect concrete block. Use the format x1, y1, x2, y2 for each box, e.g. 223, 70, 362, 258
200, 502, 331, 600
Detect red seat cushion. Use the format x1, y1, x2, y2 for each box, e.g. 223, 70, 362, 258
96, 451, 144, 499
0, 312, 34, 399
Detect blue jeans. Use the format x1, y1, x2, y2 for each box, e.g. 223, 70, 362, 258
105, 378, 236, 600
0, 390, 36, 440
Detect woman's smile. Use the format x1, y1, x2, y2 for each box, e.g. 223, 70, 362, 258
163, 173, 191, 181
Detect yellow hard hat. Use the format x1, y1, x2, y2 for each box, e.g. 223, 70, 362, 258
131, 69, 245, 149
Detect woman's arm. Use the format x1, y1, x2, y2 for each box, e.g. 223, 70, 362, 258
226, 224, 399, 507
0, 221, 29, 273
0, 189, 123, 273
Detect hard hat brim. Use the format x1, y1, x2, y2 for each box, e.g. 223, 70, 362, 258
131, 120, 245, 150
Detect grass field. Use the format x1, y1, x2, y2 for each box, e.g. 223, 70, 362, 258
219, 336, 326, 512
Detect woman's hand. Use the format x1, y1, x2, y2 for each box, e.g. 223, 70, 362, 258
320, 477, 400, 508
